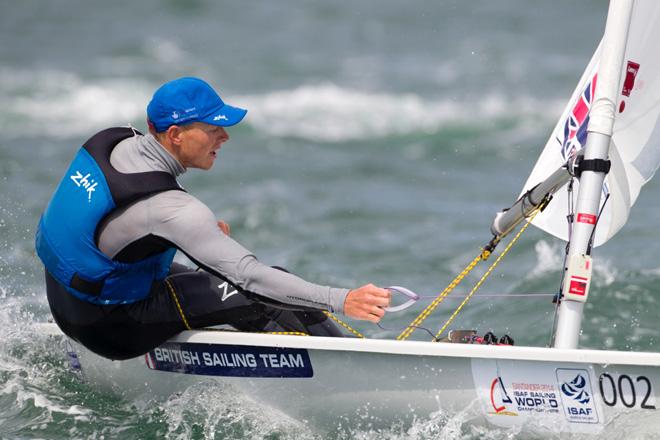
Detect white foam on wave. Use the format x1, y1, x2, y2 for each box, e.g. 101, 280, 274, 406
343, 397, 523, 440
528, 239, 565, 279
241, 82, 563, 142
1, 67, 563, 142
593, 258, 617, 287
159, 381, 317, 440
529, 239, 617, 286
0, 68, 150, 139
3, 379, 91, 419
0, 297, 93, 429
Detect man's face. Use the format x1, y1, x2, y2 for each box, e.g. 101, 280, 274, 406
177, 123, 229, 170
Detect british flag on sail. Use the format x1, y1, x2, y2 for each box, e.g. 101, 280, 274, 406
559, 73, 598, 161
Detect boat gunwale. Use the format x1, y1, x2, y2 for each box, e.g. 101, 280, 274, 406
171, 328, 660, 366
34, 322, 660, 366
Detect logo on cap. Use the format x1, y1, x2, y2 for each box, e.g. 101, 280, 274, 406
213, 114, 228, 121
172, 111, 179, 120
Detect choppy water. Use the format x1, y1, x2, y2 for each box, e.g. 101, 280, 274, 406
1, 0, 658, 438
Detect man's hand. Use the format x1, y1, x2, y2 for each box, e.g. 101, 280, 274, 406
343, 284, 391, 323
217, 220, 230, 236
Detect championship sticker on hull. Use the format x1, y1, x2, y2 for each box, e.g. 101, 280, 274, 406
472, 360, 604, 434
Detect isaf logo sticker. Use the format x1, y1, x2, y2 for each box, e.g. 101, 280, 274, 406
556, 369, 599, 424
561, 374, 591, 404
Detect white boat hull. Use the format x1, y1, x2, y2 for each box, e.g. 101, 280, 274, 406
39, 324, 660, 436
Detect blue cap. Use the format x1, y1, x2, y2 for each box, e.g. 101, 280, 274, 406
147, 77, 247, 132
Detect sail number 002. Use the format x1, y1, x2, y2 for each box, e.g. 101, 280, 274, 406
598, 373, 656, 409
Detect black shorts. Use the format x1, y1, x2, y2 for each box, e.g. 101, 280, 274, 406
46, 264, 343, 360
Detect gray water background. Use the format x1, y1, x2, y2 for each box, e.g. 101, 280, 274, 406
1, 0, 658, 438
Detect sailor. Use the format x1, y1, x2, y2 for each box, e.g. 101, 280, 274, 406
36, 77, 391, 360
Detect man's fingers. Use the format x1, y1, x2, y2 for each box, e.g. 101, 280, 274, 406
367, 284, 390, 297
359, 302, 386, 322
359, 314, 382, 323
372, 295, 390, 308
217, 220, 230, 235
343, 284, 393, 322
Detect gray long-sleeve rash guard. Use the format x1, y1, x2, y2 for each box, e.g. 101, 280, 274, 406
96, 133, 349, 314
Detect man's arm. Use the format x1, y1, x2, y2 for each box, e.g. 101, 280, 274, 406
98, 190, 389, 317
98, 133, 390, 318
158, 192, 352, 311
216, 220, 390, 321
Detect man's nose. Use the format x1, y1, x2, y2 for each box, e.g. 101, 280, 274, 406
219, 127, 229, 142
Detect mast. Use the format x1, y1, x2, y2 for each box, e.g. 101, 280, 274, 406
552, 0, 635, 349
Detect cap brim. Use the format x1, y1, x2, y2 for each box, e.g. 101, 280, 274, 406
201, 103, 247, 127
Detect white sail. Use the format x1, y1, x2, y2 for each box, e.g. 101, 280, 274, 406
521, 1, 660, 247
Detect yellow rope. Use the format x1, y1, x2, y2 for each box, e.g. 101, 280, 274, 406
166, 279, 314, 337
169, 200, 545, 341
396, 253, 484, 341
397, 198, 549, 342
265, 331, 310, 336
165, 279, 192, 330
202, 314, 359, 338
200, 327, 310, 336
433, 206, 544, 341
323, 311, 365, 338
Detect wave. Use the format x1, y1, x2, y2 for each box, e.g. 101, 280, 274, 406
0, 69, 151, 140
528, 239, 617, 287
0, 69, 564, 142
0, 292, 318, 439
158, 382, 316, 440
240, 82, 563, 142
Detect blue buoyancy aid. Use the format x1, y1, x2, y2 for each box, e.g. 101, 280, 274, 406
35, 127, 183, 304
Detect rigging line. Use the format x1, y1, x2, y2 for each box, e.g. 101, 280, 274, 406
377, 322, 438, 340
414, 293, 555, 299
323, 311, 365, 338
586, 192, 610, 255
434, 202, 546, 341
567, 178, 575, 242
550, 178, 575, 346
399, 196, 550, 342
396, 253, 483, 341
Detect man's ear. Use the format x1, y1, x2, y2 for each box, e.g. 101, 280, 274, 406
166, 125, 184, 146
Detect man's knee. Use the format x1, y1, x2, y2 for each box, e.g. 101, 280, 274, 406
165, 271, 268, 328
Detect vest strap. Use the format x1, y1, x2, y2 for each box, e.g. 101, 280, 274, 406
70, 273, 104, 296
